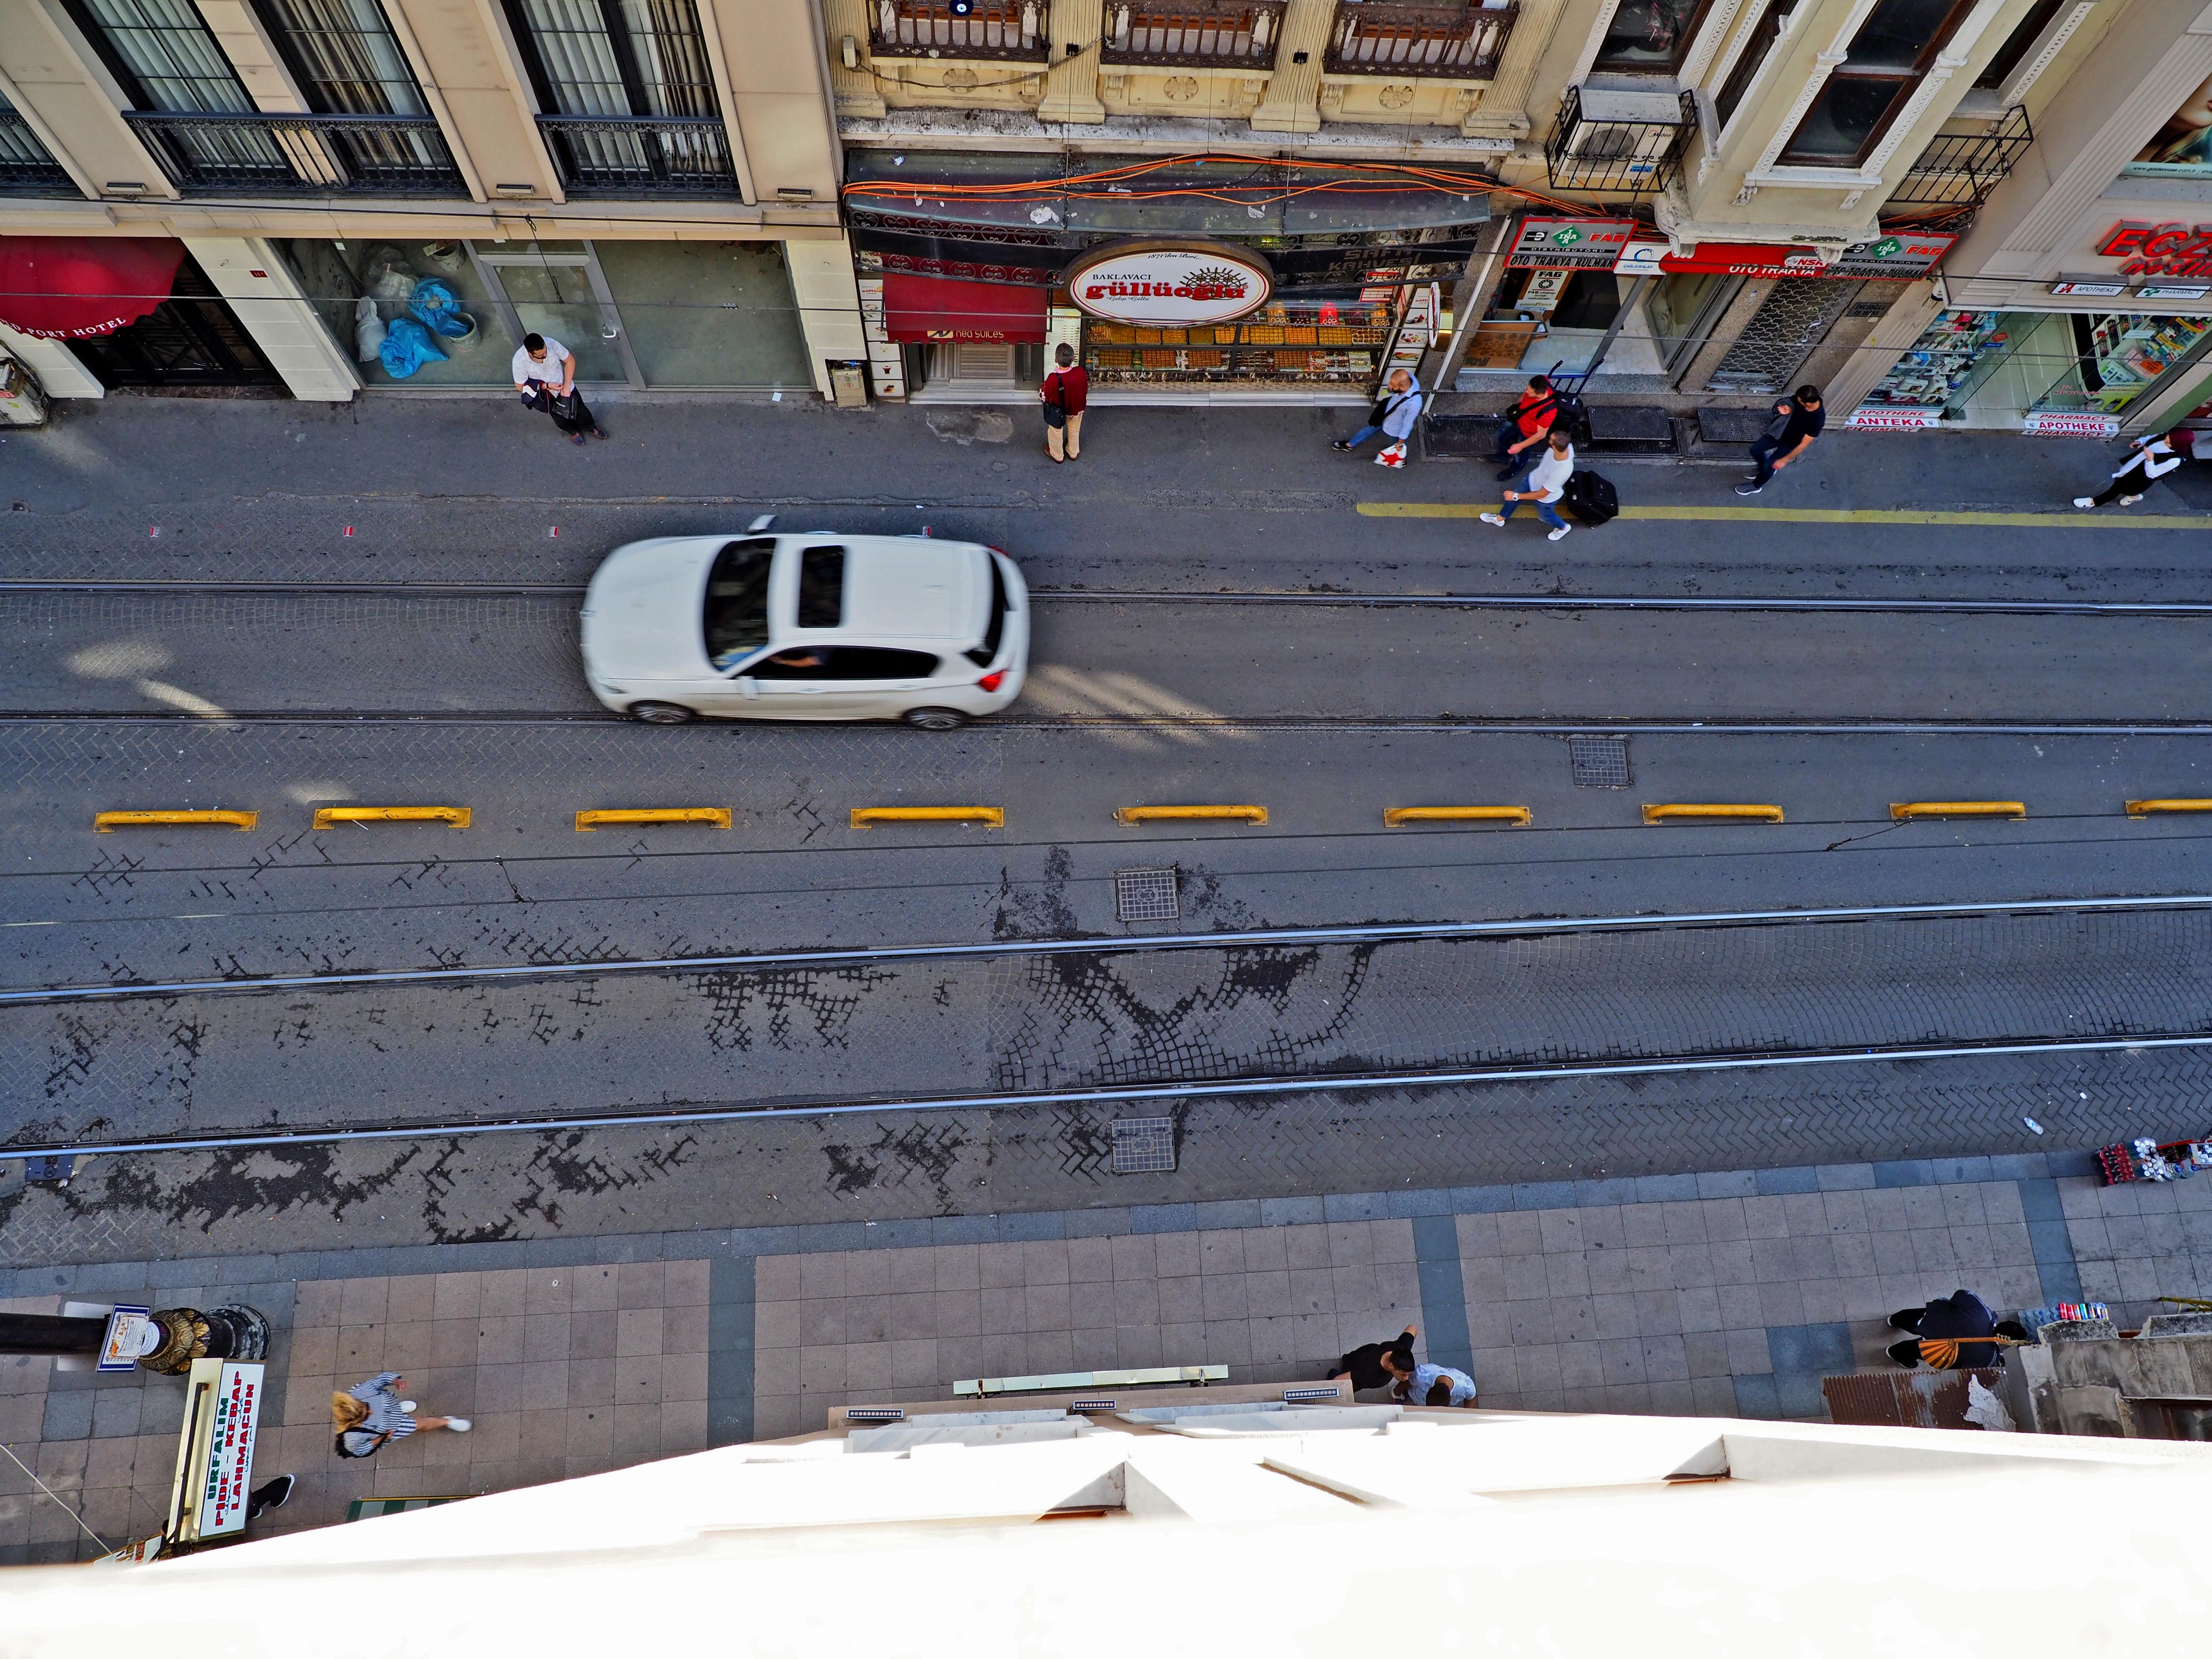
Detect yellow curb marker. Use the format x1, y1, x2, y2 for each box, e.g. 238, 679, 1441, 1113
1115, 804, 1268, 826
1384, 806, 1531, 827
850, 806, 1005, 827
1358, 503, 2209, 530
94, 810, 257, 832
2127, 798, 2212, 817
574, 807, 731, 832
313, 806, 471, 830
1890, 801, 2026, 821
1641, 803, 1785, 824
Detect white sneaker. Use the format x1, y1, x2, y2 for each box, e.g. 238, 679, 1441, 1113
445, 1417, 472, 1432
2119, 494, 2142, 505
1548, 524, 1572, 541
2072, 497, 2094, 507
1479, 512, 1505, 526
399, 1400, 418, 1413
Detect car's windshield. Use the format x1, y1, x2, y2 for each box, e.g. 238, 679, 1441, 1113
704, 538, 774, 669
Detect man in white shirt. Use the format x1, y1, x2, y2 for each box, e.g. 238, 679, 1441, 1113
1480, 425, 1575, 541
511, 332, 605, 445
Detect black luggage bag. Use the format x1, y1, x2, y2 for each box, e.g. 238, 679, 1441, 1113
1563, 469, 1618, 526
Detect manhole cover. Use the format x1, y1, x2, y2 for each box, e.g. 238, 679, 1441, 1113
1110, 1118, 1176, 1174
1114, 867, 1180, 922
1569, 735, 1631, 789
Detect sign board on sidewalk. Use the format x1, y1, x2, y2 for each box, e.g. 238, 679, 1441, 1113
97, 1305, 151, 1374
2023, 410, 2122, 437
1507, 217, 1637, 270
167, 1359, 263, 1544
1846, 406, 1944, 430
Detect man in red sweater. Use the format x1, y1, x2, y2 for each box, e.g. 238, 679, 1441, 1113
1043, 342, 1088, 463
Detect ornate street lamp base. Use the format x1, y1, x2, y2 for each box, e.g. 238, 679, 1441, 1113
139, 1305, 271, 1375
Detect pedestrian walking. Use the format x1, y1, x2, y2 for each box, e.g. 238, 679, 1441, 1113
2074, 431, 2184, 508
1738, 384, 1823, 495
333, 1371, 471, 1459
1489, 373, 1562, 479
1042, 342, 1087, 463
1331, 1324, 1418, 1393
1332, 369, 1422, 458
1886, 1289, 2031, 1370
511, 332, 606, 446
1480, 425, 1577, 541
1384, 1350, 1478, 1407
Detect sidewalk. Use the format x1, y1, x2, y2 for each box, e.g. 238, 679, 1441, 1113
3, 1142, 2192, 1564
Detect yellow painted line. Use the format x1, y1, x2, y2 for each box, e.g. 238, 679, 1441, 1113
849, 806, 1004, 827
1384, 806, 1531, 827
313, 806, 470, 830
95, 809, 256, 832
2128, 798, 2212, 817
574, 807, 731, 832
1642, 803, 1785, 824
1890, 800, 2026, 821
1358, 503, 2208, 529
1115, 804, 1268, 826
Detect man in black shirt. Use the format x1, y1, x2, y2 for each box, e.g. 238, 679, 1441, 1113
1738, 384, 1824, 495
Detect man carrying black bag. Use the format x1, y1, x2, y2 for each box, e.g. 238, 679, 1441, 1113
512, 332, 608, 446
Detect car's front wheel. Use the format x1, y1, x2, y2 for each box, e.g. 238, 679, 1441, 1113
902, 707, 969, 732
629, 701, 697, 725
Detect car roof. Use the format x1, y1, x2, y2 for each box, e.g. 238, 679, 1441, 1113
771, 534, 986, 646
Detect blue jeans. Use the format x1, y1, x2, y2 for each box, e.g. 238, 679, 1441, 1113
1500, 491, 1568, 531
1748, 434, 1786, 486
1343, 422, 1391, 450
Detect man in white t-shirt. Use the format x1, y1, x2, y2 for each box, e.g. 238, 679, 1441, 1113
1479, 425, 1574, 541
510, 332, 605, 444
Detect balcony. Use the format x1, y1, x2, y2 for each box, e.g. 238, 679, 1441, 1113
1325, 1, 1516, 80
1101, 0, 1284, 67
0, 112, 75, 197
122, 111, 465, 196
870, 0, 1051, 61
536, 116, 741, 196
1888, 104, 2032, 207
1543, 84, 1695, 195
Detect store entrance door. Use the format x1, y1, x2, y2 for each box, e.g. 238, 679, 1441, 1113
70, 253, 282, 390
470, 243, 641, 386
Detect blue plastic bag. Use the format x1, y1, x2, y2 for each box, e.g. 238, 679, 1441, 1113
378, 315, 448, 378
407, 278, 472, 340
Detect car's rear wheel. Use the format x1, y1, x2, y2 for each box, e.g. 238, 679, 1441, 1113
629, 701, 696, 725
902, 707, 969, 731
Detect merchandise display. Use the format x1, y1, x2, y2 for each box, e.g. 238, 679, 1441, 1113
1085, 296, 1391, 383
1859, 310, 2013, 410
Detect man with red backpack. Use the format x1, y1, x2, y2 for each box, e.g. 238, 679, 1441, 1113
1490, 373, 1562, 480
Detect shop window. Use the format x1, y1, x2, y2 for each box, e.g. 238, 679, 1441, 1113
1590, 0, 1721, 76
502, 0, 721, 121
592, 242, 809, 390
1972, 0, 2062, 90
252, 0, 431, 116
61, 0, 254, 113
1779, 0, 1976, 166
1083, 293, 1395, 384
1549, 272, 1622, 332
1713, 0, 1789, 132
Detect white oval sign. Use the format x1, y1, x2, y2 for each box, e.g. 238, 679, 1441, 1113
1065, 243, 1272, 326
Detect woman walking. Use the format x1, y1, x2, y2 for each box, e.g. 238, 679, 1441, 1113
1042, 342, 1088, 463
333, 1371, 470, 1460
2074, 431, 2184, 508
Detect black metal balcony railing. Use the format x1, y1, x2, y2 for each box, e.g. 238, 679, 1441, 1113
122, 111, 464, 195
0, 112, 75, 196
1543, 84, 1695, 195
1102, 0, 1284, 66
1888, 104, 2032, 207
1325, 0, 1516, 79
536, 114, 739, 196
871, 0, 1051, 60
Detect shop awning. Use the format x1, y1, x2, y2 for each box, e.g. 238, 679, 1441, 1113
1660, 241, 1830, 276
882, 274, 1047, 343
0, 236, 185, 339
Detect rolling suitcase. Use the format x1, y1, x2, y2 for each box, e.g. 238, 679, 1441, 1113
1564, 469, 1618, 526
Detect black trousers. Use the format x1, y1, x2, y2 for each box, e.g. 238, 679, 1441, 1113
523, 384, 595, 436
2089, 465, 2146, 506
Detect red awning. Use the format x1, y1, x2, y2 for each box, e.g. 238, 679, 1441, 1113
1660, 241, 1831, 277
0, 236, 186, 340
883, 274, 1047, 343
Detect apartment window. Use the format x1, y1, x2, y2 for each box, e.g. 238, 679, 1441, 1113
1713, 0, 1787, 130
1778, 0, 1975, 166
253, 0, 430, 115
503, 0, 721, 120
1973, 0, 2062, 89
1591, 0, 1722, 75
61, 0, 254, 112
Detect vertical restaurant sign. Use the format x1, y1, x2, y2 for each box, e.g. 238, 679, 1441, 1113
172, 1359, 263, 1541
1062, 241, 1273, 326
1507, 217, 1637, 269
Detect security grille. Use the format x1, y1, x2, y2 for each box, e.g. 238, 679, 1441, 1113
1114, 867, 1180, 922
1705, 279, 1861, 394
1110, 1117, 1177, 1173
1569, 735, 1631, 789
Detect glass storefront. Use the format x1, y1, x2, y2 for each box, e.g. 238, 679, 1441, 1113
1083, 294, 1394, 386
278, 237, 811, 390
1858, 305, 2212, 422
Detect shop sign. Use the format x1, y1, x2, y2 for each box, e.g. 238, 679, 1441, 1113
2024, 410, 2122, 437
1846, 406, 1944, 430
169, 1358, 263, 1543
1507, 217, 1637, 270
2096, 221, 2212, 278
1063, 241, 1272, 326
2139, 284, 2212, 301
2050, 279, 2126, 297
1614, 242, 1669, 278
1828, 231, 1956, 279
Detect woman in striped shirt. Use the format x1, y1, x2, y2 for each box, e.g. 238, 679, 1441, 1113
334, 1372, 472, 1459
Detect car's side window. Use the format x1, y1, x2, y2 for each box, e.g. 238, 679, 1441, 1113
745, 648, 835, 681
796, 546, 846, 629
823, 647, 940, 681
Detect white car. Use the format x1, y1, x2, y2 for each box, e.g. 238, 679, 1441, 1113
579, 531, 1028, 729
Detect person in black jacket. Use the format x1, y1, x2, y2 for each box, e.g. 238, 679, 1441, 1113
1887, 1290, 2030, 1368
1332, 1325, 1417, 1392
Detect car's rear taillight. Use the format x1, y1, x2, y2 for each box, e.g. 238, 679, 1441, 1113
977, 671, 1006, 692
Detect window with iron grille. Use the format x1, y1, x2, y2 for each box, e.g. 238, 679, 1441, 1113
62, 0, 256, 113
1704, 278, 1860, 393
504, 0, 722, 120
252, 0, 430, 116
